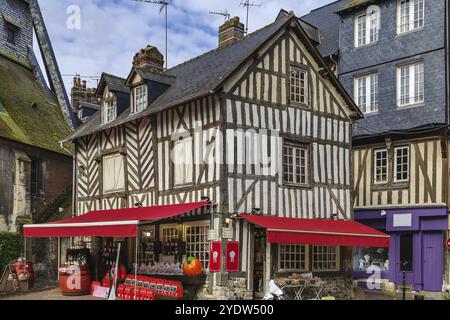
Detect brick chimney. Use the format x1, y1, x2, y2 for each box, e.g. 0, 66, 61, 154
70, 76, 98, 114
219, 17, 245, 48
133, 45, 165, 72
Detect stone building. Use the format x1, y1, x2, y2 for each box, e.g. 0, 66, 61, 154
303, 0, 450, 293
0, 0, 73, 234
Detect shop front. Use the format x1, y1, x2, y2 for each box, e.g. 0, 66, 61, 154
354, 206, 448, 292
23, 201, 213, 299
239, 215, 390, 300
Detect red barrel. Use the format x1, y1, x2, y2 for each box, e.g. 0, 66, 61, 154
13, 262, 34, 289
59, 265, 91, 296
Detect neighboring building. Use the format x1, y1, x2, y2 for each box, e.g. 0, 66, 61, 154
71, 76, 99, 122
0, 0, 73, 234
63, 14, 377, 299
303, 0, 450, 293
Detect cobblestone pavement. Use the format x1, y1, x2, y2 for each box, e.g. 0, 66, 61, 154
0, 288, 103, 300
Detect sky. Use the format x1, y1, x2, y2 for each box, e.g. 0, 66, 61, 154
34, 0, 336, 92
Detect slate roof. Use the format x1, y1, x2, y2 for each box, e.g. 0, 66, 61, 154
0, 53, 72, 154
301, 0, 353, 57
79, 101, 100, 111
66, 14, 361, 142
97, 73, 130, 95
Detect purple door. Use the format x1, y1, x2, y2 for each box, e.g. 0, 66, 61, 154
423, 232, 443, 292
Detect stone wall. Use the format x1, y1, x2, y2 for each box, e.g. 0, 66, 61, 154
195, 277, 253, 300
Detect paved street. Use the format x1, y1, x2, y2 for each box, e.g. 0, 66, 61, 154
0, 288, 103, 301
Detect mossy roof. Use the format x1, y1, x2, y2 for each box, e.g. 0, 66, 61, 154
0, 53, 72, 155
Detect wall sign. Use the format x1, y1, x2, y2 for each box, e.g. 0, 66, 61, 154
226, 241, 240, 272
447, 238, 450, 250
209, 241, 222, 272
393, 214, 412, 227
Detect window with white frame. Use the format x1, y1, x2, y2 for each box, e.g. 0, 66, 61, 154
397, 61, 424, 107
134, 85, 147, 112
398, 0, 424, 34
173, 136, 193, 186
103, 99, 116, 124
283, 143, 308, 186
354, 73, 378, 114
184, 223, 209, 269
290, 67, 308, 105
312, 246, 340, 271
374, 149, 388, 184
160, 225, 180, 243
102, 153, 125, 193
278, 244, 308, 272
394, 146, 409, 182
355, 7, 380, 47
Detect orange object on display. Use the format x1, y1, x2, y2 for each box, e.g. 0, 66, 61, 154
182, 257, 203, 276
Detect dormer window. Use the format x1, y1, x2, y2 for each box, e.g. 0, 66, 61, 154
103, 99, 116, 124
134, 85, 148, 113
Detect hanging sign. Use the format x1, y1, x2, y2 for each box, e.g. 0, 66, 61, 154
226, 241, 240, 272
209, 241, 222, 272
447, 237, 450, 250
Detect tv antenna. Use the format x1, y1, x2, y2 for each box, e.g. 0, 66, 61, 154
240, 0, 262, 35
132, 0, 170, 69
209, 10, 231, 21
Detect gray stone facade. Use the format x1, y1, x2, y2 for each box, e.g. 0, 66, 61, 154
337, 0, 447, 136
0, 0, 33, 63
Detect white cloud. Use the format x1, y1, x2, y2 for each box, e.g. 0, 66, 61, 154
34, 0, 335, 91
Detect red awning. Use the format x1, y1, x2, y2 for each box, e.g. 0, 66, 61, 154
23, 201, 210, 238
240, 214, 390, 247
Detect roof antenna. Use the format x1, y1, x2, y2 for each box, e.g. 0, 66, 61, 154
131, 0, 170, 69
209, 9, 231, 21
240, 0, 262, 35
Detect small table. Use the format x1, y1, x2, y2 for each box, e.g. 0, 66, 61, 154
281, 280, 326, 300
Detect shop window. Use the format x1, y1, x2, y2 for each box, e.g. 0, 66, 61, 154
353, 246, 390, 272
289, 66, 308, 105
278, 244, 308, 272
283, 143, 308, 186
173, 137, 193, 186
312, 246, 340, 272
139, 226, 156, 265
184, 223, 209, 269
102, 153, 125, 193
400, 233, 413, 272
373, 148, 388, 184
30, 158, 43, 197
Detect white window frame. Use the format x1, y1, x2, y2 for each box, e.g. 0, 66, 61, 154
278, 244, 309, 272
354, 73, 378, 114
289, 66, 308, 105
394, 146, 410, 183
103, 99, 117, 124
397, 0, 425, 35
102, 153, 126, 194
173, 136, 194, 187
396, 61, 424, 107
374, 148, 388, 185
134, 85, 148, 113
354, 7, 380, 47
183, 221, 210, 270
311, 246, 340, 272
283, 143, 309, 186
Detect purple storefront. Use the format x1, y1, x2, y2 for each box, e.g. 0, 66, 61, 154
353, 206, 448, 292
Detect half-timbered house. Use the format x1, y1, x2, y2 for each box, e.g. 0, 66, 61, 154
58, 13, 392, 299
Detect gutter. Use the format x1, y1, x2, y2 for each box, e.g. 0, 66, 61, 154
60, 141, 76, 218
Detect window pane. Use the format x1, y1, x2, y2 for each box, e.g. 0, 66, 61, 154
290, 67, 307, 104
279, 244, 306, 271
312, 246, 339, 271
283, 144, 308, 185
374, 149, 388, 183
